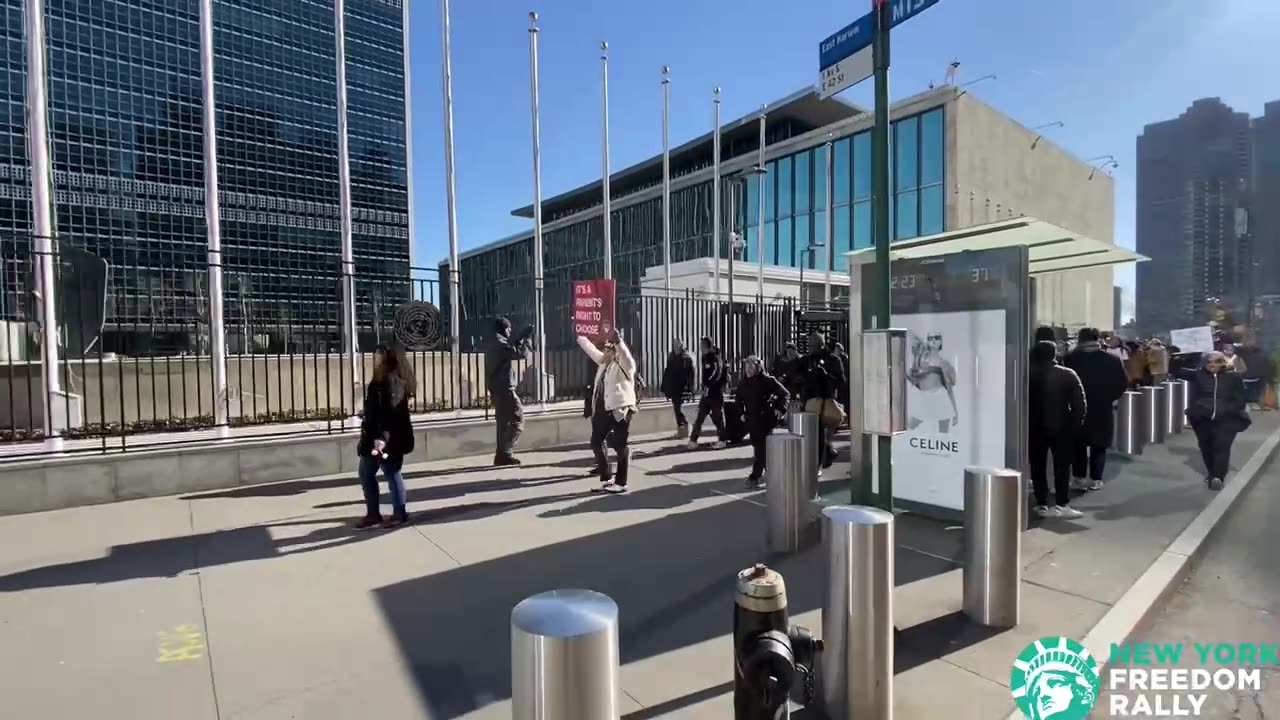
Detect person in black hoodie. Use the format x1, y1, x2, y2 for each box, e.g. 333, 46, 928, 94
737, 355, 790, 487
355, 343, 416, 529
686, 336, 727, 449
772, 343, 803, 409
1029, 340, 1087, 520
1063, 327, 1130, 491
485, 316, 532, 466
799, 332, 844, 468
1178, 351, 1250, 490
660, 338, 696, 438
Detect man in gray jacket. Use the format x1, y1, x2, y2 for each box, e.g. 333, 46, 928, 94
486, 316, 531, 466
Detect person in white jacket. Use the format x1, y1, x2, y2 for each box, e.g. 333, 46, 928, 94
578, 328, 638, 493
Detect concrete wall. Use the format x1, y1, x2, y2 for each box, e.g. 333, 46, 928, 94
0, 352, 489, 432
0, 399, 676, 516
947, 91, 1118, 330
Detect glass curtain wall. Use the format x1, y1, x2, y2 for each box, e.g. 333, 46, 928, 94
743, 106, 944, 272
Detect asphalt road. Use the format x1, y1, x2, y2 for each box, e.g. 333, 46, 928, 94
1099, 450, 1280, 719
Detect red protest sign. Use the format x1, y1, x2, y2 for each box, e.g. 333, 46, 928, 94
571, 279, 616, 341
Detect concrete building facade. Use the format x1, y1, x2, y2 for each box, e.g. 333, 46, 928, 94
446, 85, 1122, 351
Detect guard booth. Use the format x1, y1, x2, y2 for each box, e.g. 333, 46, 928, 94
844, 217, 1147, 520
793, 307, 849, 354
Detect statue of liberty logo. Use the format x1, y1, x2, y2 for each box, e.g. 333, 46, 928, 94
1010, 636, 1100, 720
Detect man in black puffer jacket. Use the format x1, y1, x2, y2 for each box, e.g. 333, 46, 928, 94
1030, 340, 1087, 520
660, 338, 696, 438
687, 336, 727, 449
1063, 327, 1129, 491
737, 355, 790, 487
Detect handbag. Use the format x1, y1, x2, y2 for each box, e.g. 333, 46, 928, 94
805, 396, 847, 429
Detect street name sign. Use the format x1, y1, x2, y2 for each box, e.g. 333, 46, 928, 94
817, 0, 942, 98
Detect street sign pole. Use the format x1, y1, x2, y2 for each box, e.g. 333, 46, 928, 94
866, 0, 893, 511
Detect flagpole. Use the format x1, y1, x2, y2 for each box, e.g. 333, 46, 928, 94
335, 0, 360, 425
824, 135, 834, 304
24, 0, 62, 451
755, 106, 766, 357
199, 0, 229, 437
712, 87, 721, 301
440, 0, 463, 410
600, 41, 612, 280
528, 12, 548, 400
661, 66, 671, 300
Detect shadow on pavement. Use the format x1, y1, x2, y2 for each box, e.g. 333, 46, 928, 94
894, 610, 1005, 674
373, 498, 957, 719
0, 517, 378, 592
536, 477, 757, 517
312, 474, 583, 510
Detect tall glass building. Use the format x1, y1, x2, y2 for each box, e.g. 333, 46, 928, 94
443, 88, 944, 345
0, 0, 409, 353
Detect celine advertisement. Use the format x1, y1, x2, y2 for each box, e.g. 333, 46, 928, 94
892, 309, 1007, 511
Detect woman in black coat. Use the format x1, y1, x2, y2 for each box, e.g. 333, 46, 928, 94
1179, 351, 1250, 490
355, 343, 417, 529
737, 356, 790, 487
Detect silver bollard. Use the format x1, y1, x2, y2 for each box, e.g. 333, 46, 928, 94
1114, 391, 1144, 455
1140, 385, 1166, 445
511, 589, 620, 720
821, 505, 894, 720
788, 411, 820, 499
962, 467, 1021, 628
1162, 380, 1185, 435
766, 432, 812, 553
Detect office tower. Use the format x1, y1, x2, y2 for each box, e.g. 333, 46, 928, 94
1136, 98, 1253, 334
0, 0, 410, 354
1253, 102, 1280, 298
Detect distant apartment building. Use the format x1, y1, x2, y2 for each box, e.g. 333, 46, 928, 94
1135, 97, 1280, 334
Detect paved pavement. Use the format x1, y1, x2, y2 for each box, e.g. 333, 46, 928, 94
0, 414, 1276, 719
1096, 431, 1280, 719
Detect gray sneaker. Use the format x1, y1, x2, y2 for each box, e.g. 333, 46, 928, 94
1087, 479, 1104, 491
1055, 505, 1084, 520
1070, 477, 1090, 492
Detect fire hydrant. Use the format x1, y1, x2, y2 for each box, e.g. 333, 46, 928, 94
733, 563, 822, 719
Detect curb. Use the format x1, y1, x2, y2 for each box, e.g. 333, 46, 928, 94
1002, 423, 1280, 720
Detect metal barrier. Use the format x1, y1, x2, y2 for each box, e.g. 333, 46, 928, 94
788, 411, 820, 499
821, 505, 894, 720
511, 589, 620, 720
1115, 391, 1144, 455
1140, 385, 1166, 445
766, 432, 813, 553
1162, 380, 1185, 436
962, 467, 1021, 628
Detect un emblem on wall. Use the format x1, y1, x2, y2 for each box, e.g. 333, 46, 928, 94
393, 301, 442, 350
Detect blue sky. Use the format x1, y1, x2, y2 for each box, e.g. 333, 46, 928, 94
405, 0, 1276, 323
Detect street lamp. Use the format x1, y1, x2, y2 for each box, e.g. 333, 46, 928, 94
1087, 155, 1119, 180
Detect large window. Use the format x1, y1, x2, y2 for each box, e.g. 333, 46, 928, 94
744, 105, 945, 272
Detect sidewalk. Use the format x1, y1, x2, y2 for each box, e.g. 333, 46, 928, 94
0, 414, 1275, 719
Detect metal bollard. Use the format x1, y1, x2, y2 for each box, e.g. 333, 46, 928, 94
1114, 391, 1144, 455
821, 505, 894, 720
1162, 380, 1185, 435
511, 589, 620, 720
766, 433, 813, 554
788, 411, 820, 499
962, 467, 1021, 628
1140, 385, 1166, 445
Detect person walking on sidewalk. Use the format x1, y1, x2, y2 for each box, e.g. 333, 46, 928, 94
737, 356, 790, 487
660, 338, 695, 438
485, 317, 532, 466
1064, 327, 1130, 491
1029, 340, 1087, 519
354, 343, 416, 529
1180, 351, 1251, 490
687, 336, 727, 450
579, 329, 637, 494
799, 332, 845, 468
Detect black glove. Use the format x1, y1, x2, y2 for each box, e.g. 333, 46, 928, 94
515, 325, 535, 343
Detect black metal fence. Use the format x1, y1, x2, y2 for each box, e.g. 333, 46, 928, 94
0, 235, 837, 454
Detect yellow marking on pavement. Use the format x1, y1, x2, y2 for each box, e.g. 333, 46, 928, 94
156, 624, 205, 663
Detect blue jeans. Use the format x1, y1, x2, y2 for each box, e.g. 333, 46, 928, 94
359, 454, 407, 516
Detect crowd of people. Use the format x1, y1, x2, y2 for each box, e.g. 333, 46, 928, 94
344, 317, 1267, 526
1029, 326, 1258, 520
